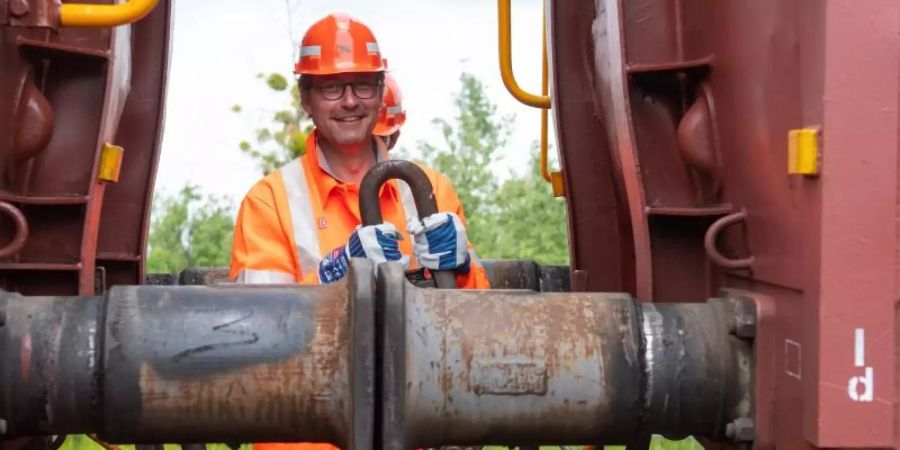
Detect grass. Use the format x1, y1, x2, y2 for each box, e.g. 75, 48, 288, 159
613, 435, 704, 449
59, 437, 251, 450
60, 436, 702, 450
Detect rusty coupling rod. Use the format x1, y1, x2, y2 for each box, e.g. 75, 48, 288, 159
0, 260, 753, 448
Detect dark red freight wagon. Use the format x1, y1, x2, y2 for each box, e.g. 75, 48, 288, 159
0, 1, 897, 449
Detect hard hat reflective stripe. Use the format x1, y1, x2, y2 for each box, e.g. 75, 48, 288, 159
280, 158, 322, 276
386, 104, 404, 116
300, 45, 322, 57
366, 42, 380, 54
235, 268, 295, 284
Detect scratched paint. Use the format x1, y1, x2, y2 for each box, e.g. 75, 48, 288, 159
100, 283, 353, 444
379, 262, 750, 447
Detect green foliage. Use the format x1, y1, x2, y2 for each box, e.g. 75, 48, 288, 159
418, 72, 510, 223
146, 185, 234, 273
607, 435, 704, 450
266, 73, 289, 91
484, 152, 569, 265
416, 72, 568, 265
59, 435, 252, 450
233, 72, 313, 175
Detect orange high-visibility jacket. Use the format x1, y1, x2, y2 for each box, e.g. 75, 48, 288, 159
231, 130, 490, 288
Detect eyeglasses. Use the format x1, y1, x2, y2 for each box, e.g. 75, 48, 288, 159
313, 80, 381, 101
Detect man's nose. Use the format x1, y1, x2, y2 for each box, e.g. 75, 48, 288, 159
339, 85, 360, 108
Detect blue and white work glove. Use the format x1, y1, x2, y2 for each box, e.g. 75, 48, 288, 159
317, 223, 409, 283
407, 212, 471, 273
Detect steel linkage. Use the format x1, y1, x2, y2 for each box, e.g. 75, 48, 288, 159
359, 160, 456, 289
0, 260, 378, 448
0, 260, 752, 448
376, 263, 752, 448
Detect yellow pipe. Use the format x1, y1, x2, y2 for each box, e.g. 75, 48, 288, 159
498, 0, 551, 109
60, 0, 160, 27
539, 10, 551, 183
539, 2, 564, 196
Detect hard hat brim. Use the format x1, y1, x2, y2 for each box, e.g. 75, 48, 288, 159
372, 123, 401, 136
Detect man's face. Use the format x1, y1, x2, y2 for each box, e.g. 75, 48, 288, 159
301, 72, 383, 148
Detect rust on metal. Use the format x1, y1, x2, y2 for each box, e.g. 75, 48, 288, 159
5, 0, 899, 447
114, 282, 351, 443
470, 360, 548, 396
377, 262, 751, 447
0, 261, 751, 447
0, 262, 378, 447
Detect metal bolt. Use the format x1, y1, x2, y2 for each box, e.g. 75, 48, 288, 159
725, 417, 754, 442
732, 313, 756, 338
9, 0, 29, 17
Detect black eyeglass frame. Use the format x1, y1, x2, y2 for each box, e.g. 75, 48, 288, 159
310, 79, 383, 101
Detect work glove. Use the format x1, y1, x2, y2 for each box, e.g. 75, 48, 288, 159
317, 222, 409, 283
407, 212, 471, 273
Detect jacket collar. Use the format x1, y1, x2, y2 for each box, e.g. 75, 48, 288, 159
305, 130, 397, 207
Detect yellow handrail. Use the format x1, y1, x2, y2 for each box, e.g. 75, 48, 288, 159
539, 3, 564, 196
60, 0, 160, 27
498, 0, 551, 109
498, 0, 563, 195
539, 9, 551, 183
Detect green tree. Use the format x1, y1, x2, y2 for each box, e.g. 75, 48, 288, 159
417, 72, 511, 215
487, 151, 569, 265
416, 72, 512, 252
416, 72, 569, 265
233, 72, 314, 175
146, 185, 234, 273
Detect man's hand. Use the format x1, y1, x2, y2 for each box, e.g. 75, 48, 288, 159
317, 222, 409, 283
407, 212, 471, 273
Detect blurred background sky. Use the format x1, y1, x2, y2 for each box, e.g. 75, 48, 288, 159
156, 0, 557, 201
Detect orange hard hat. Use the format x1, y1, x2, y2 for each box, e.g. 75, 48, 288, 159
294, 13, 386, 75
373, 72, 406, 136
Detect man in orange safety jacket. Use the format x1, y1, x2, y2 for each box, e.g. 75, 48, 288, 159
230, 13, 489, 289
373, 71, 405, 150
231, 14, 489, 448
